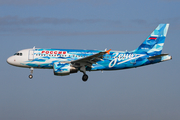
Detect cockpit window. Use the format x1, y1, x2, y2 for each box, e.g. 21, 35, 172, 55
14, 53, 23, 56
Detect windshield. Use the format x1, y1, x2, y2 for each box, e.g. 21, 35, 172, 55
14, 53, 22, 56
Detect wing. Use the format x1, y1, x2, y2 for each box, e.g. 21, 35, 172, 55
71, 49, 111, 67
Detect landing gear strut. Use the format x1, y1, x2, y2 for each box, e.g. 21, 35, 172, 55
29, 67, 34, 79
82, 74, 88, 82
80, 66, 88, 82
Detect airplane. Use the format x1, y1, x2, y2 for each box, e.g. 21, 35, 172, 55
7, 24, 172, 82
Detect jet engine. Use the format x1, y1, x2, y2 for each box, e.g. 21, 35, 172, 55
53, 62, 78, 76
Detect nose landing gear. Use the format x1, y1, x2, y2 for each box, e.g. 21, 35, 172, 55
29, 74, 33, 79
29, 67, 34, 79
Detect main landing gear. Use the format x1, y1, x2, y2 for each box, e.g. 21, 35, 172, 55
80, 66, 88, 82
29, 67, 34, 79
82, 74, 88, 82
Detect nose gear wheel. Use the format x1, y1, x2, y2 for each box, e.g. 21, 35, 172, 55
29, 67, 34, 79
29, 74, 33, 79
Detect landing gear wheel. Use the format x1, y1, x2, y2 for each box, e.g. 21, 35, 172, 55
29, 74, 33, 79
29, 67, 34, 79
82, 74, 88, 82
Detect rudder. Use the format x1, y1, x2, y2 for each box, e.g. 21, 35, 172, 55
135, 24, 169, 56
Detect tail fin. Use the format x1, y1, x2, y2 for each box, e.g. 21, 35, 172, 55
135, 24, 169, 56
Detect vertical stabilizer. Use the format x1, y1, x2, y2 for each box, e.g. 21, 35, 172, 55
135, 24, 169, 56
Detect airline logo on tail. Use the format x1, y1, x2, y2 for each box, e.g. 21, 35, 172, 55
149, 36, 157, 40
135, 24, 169, 56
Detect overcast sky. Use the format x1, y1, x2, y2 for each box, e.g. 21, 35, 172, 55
0, 0, 180, 120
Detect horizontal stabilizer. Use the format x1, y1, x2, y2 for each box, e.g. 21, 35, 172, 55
148, 54, 172, 62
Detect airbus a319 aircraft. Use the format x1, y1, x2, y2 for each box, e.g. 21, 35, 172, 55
7, 24, 172, 82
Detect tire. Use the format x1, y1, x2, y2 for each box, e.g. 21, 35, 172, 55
82, 74, 88, 82
29, 74, 33, 79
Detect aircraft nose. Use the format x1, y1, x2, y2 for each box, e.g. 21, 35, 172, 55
7, 56, 14, 65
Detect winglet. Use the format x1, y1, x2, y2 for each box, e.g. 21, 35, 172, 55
106, 49, 111, 54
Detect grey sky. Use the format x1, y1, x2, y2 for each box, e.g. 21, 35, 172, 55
0, 0, 179, 120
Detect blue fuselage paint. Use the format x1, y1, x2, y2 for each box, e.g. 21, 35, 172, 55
12, 48, 169, 71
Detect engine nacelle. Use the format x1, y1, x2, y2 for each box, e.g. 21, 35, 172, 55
53, 62, 78, 76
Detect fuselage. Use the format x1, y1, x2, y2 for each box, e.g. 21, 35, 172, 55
7, 48, 165, 71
